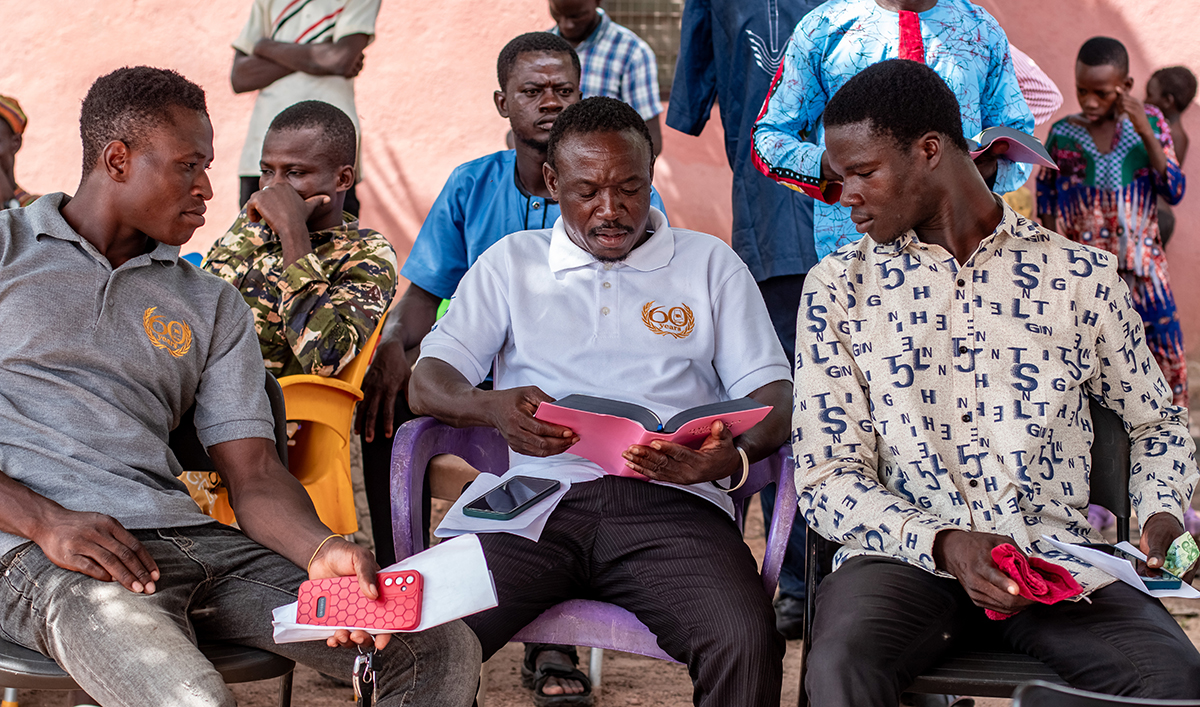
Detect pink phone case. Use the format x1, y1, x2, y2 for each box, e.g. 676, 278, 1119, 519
296, 570, 423, 631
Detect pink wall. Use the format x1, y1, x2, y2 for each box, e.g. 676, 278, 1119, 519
3, 0, 1199, 402
1, 0, 729, 265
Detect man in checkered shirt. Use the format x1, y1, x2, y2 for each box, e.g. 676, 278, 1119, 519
548, 0, 665, 154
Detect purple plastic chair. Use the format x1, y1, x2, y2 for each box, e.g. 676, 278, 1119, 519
390, 416, 797, 687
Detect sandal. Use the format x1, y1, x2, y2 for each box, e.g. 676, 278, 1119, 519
520, 643, 594, 707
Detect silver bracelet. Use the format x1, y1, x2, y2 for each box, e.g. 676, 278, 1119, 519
716, 447, 750, 492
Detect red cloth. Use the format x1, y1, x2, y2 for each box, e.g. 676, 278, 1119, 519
898, 11, 925, 63
985, 545, 1084, 620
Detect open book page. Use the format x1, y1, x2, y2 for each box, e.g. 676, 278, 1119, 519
549, 394, 662, 431
535, 398, 772, 477
968, 126, 1057, 169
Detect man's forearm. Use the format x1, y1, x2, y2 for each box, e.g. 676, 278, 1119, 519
0, 469, 64, 543
387, 284, 442, 351
253, 36, 366, 78
210, 438, 336, 568
408, 358, 497, 428
231, 51, 294, 94
735, 379, 792, 463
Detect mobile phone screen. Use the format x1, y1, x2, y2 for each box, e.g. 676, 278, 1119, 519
466, 476, 560, 514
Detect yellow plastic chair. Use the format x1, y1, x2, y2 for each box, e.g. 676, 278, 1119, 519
210, 314, 387, 534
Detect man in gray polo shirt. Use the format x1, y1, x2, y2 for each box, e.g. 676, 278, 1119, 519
0, 66, 478, 707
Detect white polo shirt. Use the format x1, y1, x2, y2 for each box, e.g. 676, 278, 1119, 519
418, 207, 790, 514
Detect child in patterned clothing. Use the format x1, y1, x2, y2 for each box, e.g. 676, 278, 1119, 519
1145, 66, 1195, 247
1038, 37, 1187, 408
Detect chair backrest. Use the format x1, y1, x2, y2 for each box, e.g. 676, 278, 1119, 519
169, 370, 289, 469
1086, 398, 1132, 542
1012, 680, 1200, 707
332, 312, 387, 388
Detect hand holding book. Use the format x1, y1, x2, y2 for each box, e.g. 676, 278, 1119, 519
622, 419, 742, 485
533, 395, 772, 483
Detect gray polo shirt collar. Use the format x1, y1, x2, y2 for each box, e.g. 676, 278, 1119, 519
26, 193, 182, 267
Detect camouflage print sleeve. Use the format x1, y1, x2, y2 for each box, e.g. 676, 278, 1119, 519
275, 231, 398, 376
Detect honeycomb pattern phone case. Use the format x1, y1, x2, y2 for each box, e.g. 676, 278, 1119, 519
296, 570, 422, 631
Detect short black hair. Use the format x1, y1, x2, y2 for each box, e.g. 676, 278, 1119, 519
1078, 36, 1129, 75
1152, 66, 1197, 110
824, 59, 969, 154
79, 66, 207, 175
267, 100, 357, 168
546, 96, 654, 171
497, 32, 581, 91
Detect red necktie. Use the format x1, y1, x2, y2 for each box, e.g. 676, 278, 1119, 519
899, 10, 925, 63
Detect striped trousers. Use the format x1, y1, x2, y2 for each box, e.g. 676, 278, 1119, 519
465, 475, 784, 706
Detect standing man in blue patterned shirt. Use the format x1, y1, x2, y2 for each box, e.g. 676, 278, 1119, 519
753, 0, 1035, 261
795, 59, 1200, 705
548, 0, 665, 155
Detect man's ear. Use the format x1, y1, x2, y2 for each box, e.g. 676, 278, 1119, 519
335, 164, 355, 192
101, 140, 131, 183
544, 162, 560, 201
919, 131, 942, 170
1124, 75, 1136, 93
11, 134, 21, 154
494, 89, 509, 119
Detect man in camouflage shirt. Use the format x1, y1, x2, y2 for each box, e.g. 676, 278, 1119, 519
205, 100, 396, 377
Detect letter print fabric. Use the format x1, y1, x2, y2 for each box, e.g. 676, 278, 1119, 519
793, 202, 1197, 592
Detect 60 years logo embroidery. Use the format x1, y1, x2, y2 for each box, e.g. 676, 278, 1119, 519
143, 306, 193, 358
641, 301, 695, 339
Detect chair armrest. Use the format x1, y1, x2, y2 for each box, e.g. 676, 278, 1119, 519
760, 446, 797, 598
389, 418, 510, 560
278, 374, 365, 399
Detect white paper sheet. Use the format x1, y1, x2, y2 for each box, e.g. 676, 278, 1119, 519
272, 534, 497, 643
1042, 535, 1200, 599
433, 469, 577, 542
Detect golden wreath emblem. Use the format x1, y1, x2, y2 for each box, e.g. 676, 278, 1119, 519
143, 306, 193, 358
641, 301, 695, 340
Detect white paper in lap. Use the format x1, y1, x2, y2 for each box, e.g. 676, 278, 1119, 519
272, 534, 498, 643
434, 467, 591, 542
1042, 535, 1200, 599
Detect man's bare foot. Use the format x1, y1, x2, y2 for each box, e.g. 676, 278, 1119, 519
536, 649, 586, 696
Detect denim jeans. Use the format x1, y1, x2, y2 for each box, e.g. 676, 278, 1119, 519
0, 524, 480, 707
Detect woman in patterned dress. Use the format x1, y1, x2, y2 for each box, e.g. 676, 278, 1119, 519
1038, 37, 1187, 407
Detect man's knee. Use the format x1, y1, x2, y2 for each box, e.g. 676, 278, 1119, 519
693, 592, 784, 667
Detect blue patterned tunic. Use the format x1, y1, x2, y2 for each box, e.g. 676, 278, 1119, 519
752, 0, 1034, 260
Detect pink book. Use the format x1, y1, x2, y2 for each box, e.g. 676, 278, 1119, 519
533, 395, 772, 479
967, 126, 1058, 169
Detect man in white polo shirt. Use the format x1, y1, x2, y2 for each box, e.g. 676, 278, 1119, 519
408, 96, 791, 707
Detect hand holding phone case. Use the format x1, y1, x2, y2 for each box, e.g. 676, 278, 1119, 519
296, 570, 423, 631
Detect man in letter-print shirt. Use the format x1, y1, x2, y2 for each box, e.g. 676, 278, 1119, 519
795, 60, 1200, 705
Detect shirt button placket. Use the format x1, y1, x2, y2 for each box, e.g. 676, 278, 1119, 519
952, 265, 983, 513
599, 266, 618, 339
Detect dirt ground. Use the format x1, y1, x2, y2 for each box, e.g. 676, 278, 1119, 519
9, 444, 1200, 706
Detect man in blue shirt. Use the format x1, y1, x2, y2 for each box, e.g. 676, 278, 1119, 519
668, 0, 823, 640
355, 31, 663, 564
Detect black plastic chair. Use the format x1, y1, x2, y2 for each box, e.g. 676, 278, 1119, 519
0, 371, 295, 706
1012, 679, 1200, 706
797, 397, 1132, 705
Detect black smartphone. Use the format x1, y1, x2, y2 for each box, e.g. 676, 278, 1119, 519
463, 476, 561, 520
1082, 543, 1183, 590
